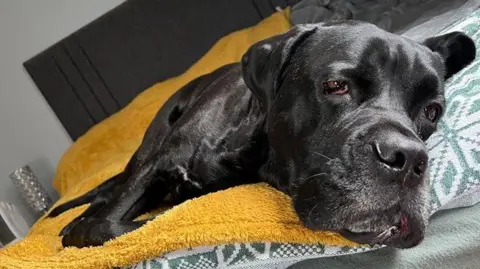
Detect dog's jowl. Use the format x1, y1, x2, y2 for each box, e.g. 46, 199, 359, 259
49, 21, 476, 249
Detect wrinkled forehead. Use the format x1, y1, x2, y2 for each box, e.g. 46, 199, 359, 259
304, 22, 446, 91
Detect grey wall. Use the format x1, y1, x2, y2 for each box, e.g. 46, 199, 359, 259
0, 0, 124, 225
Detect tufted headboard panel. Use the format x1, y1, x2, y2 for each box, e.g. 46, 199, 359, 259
24, 0, 298, 140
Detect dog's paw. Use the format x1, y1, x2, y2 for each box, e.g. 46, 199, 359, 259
61, 218, 100, 248
61, 222, 88, 248
59, 217, 84, 236
61, 233, 82, 248
61, 218, 116, 248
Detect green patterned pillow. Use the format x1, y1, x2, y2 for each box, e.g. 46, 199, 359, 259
125, 11, 480, 269
427, 11, 480, 213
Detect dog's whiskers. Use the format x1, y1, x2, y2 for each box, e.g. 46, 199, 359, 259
304, 172, 328, 181
308, 150, 333, 161
307, 204, 318, 221
296, 172, 328, 187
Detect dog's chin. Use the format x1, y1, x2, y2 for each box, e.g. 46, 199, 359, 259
341, 213, 426, 248
296, 206, 427, 249
299, 213, 426, 248
292, 174, 428, 248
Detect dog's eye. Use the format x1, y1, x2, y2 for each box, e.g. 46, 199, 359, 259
424, 103, 441, 123
323, 80, 348, 95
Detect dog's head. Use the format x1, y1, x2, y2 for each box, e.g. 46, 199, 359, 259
241, 21, 475, 248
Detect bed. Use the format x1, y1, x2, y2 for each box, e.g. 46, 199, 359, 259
11, 0, 480, 268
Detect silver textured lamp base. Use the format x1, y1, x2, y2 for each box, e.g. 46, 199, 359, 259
9, 165, 52, 213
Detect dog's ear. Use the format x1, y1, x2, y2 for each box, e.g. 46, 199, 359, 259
423, 32, 476, 80
241, 25, 317, 110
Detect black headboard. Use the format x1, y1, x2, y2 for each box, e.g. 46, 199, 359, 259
24, 0, 298, 140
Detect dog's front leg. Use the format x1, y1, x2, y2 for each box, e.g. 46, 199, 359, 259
61, 162, 164, 248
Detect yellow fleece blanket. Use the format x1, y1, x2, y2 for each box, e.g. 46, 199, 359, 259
0, 10, 357, 269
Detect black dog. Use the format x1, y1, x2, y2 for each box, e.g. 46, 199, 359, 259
49, 21, 475, 249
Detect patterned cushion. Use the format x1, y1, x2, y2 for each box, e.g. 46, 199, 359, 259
126, 10, 480, 269
428, 14, 480, 212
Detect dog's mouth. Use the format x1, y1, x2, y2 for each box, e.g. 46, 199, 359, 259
292, 154, 428, 249
339, 215, 415, 247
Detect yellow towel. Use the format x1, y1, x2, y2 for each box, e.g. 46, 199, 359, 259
0, 10, 357, 269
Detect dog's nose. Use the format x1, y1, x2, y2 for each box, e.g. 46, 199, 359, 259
373, 133, 428, 187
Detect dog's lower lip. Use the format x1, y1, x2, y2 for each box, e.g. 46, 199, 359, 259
339, 229, 380, 244
342, 230, 377, 237
400, 215, 408, 234
341, 220, 407, 245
